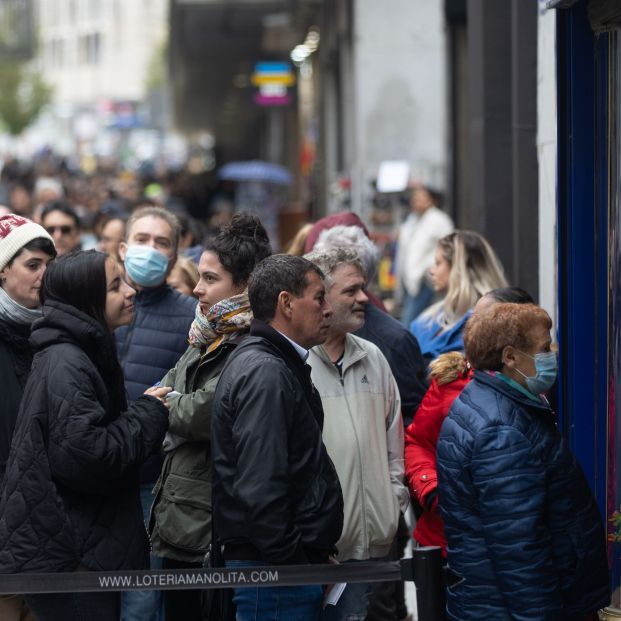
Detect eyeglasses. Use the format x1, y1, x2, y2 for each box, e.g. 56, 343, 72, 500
45, 225, 75, 235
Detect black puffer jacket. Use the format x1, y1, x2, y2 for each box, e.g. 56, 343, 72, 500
0, 301, 169, 573
212, 320, 344, 565
0, 319, 33, 481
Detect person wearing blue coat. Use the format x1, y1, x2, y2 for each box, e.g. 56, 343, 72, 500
410, 230, 507, 363
437, 302, 609, 621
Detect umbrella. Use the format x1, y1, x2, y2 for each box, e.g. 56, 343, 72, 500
218, 160, 293, 186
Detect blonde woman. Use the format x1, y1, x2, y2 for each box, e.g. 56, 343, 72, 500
409, 230, 507, 360
167, 256, 200, 298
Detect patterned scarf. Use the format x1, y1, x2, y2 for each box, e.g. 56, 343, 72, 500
188, 291, 253, 352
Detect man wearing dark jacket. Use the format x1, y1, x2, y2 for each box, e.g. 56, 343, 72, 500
115, 205, 196, 621
212, 254, 344, 621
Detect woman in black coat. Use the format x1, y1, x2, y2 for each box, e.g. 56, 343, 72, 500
0, 250, 172, 621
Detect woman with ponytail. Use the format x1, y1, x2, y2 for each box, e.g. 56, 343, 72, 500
149, 213, 272, 621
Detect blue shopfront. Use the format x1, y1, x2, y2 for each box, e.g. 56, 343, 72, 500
553, 0, 621, 614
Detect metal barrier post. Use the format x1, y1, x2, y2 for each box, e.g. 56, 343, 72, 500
400, 546, 445, 621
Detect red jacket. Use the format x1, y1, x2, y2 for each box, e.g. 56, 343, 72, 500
404, 352, 472, 555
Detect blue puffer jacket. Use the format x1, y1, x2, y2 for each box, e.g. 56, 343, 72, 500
437, 370, 609, 621
115, 285, 196, 484
115, 285, 196, 402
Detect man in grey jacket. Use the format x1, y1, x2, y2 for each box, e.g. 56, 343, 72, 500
305, 248, 408, 621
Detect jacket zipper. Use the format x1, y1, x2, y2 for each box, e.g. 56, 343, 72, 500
337, 370, 369, 553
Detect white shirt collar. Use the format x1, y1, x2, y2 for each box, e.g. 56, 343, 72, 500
275, 329, 309, 362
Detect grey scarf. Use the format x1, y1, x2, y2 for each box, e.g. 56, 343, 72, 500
0, 285, 42, 326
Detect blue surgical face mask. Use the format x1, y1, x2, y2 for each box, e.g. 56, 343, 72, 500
124, 245, 170, 287
515, 350, 557, 395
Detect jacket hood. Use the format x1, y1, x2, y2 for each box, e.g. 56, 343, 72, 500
31, 300, 110, 354
30, 300, 122, 406
429, 351, 469, 386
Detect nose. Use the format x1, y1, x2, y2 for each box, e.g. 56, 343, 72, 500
123, 281, 136, 299
357, 289, 368, 305
323, 299, 333, 318
193, 281, 203, 298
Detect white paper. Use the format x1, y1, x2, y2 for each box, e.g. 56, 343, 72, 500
325, 582, 347, 606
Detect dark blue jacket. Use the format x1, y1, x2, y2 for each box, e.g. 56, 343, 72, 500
115, 285, 196, 402
115, 285, 196, 484
355, 303, 427, 426
437, 370, 609, 621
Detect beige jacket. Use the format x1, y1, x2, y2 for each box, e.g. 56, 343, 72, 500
308, 334, 407, 561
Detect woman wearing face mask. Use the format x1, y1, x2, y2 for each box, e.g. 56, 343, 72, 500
0, 214, 56, 621
404, 286, 535, 558
149, 213, 271, 621
410, 230, 507, 362
0, 250, 172, 621
436, 303, 610, 621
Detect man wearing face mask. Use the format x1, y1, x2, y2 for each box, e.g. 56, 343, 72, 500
436, 303, 609, 621
116, 205, 196, 621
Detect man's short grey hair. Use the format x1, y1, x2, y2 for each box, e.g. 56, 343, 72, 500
313, 225, 379, 280
125, 206, 181, 254
304, 247, 364, 289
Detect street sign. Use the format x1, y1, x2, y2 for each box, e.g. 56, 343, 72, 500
252, 61, 295, 106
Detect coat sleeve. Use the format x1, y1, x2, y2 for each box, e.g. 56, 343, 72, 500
166, 375, 219, 441
405, 381, 443, 508
46, 361, 169, 495
405, 378, 466, 508
384, 369, 408, 512
228, 359, 308, 565
472, 424, 562, 619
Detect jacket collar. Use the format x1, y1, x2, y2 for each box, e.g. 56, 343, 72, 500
312, 333, 367, 374
133, 283, 171, 306
249, 319, 323, 428
473, 369, 552, 413
249, 319, 309, 376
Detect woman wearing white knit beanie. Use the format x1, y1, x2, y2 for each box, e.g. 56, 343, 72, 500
0, 213, 56, 621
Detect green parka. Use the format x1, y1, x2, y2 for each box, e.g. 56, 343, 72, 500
149, 336, 243, 563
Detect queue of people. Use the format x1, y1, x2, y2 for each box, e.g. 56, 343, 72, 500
0, 188, 612, 621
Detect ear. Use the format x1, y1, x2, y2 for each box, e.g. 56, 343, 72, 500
118, 241, 128, 261
502, 345, 519, 370
277, 291, 294, 319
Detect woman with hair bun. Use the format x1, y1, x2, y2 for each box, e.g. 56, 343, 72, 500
409, 230, 507, 360
149, 212, 272, 621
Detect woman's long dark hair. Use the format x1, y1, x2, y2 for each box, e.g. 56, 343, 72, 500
41, 250, 108, 324
40, 250, 127, 414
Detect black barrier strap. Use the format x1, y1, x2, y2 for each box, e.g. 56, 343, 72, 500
0, 561, 402, 595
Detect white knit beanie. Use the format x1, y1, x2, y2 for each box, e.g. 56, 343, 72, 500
0, 214, 55, 272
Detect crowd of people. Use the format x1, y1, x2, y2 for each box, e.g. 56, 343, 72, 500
0, 169, 612, 621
